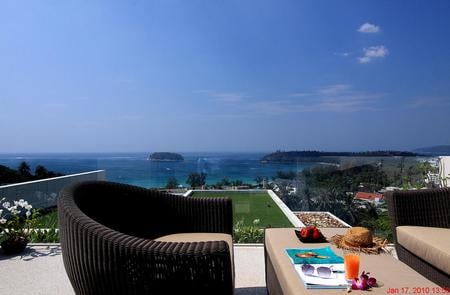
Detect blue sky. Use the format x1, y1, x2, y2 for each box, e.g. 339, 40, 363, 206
1, 0, 449, 153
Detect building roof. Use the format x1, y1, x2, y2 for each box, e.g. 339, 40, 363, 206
355, 191, 384, 201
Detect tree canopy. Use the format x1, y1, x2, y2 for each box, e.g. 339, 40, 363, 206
0, 162, 64, 185
186, 172, 207, 188
165, 177, 179, 189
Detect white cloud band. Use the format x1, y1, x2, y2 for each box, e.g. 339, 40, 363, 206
358, 45, 389, 64
358, 23, 380, 33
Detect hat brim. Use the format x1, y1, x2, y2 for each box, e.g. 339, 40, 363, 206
329, 234, 387, 255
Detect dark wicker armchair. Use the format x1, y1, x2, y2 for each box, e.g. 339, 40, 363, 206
385, 188, 450, 287
58, 181, 234, 295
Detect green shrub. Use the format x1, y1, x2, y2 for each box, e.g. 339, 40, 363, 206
233, 219, 264, 243
28, 229, 59, 243
32, 210, 58, 228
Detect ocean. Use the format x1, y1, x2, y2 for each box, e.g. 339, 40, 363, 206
0, 152, 317, 188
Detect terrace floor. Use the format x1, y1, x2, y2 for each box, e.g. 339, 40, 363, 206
0, 244, 267, 295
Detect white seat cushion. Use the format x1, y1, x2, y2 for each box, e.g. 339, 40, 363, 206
397, 226, 450, 275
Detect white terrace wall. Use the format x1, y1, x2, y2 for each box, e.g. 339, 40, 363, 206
0, 170, 106, 209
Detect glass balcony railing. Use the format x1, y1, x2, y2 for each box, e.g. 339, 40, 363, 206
0, 170, 106, 209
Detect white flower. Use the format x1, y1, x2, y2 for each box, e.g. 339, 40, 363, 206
26, 210, 31, 217
9, 206, 20, 215
2, 202, 10, 209
0, 209, 3, 216
253, 219, 260, 225
25, 204, 32, 210
0, 218, 6, 224
14, 200, 19, 206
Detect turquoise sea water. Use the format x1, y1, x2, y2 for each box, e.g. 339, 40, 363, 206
0, 152, 316, 188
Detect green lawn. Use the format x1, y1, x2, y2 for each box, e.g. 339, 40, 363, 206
191, 191, 293, 228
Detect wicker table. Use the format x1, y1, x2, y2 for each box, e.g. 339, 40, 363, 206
264, 228, 442, 295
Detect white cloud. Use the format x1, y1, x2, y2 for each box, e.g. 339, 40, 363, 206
334, 52, 351, 57
247, 90, 381, 114
357, 56, 371, 64
364, 46, 388, 57
318, 84, 351, 95
409, 97, 450, 108
289, 92, 314, 97
195, 90, 247, 102
358, 23, 380, 33
357, 45, 389, 64
214, 93, 246, 102
204, 85, 383, 116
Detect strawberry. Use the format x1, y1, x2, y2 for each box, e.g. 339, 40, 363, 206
312, 228, 322, 240
300, 228, 309, 239
306, 226, 315, 238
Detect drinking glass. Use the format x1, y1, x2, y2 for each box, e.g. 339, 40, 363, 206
343, 249, 360, 281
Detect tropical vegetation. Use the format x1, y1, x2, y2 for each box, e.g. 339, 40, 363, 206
186, 172, 207, 188
276, 158, 436, 241
233, 219, 263, 243
0, 161, 63, 185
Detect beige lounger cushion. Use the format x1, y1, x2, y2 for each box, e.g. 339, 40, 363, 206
397, 226, 450, 275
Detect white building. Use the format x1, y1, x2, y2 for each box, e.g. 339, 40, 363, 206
439, 156, 450, 187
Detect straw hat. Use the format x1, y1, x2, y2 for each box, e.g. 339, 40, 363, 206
330, 227, 387, 255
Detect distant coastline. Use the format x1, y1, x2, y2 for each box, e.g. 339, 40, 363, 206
0, 152, 312, 188
0, 151, 436, 189
413, 145, 450, 156
261, 150, 420, 164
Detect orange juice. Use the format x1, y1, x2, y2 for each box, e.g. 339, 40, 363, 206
344, 254, 360, 280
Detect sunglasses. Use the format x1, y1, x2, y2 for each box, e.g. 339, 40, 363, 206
301, 264, 341, 278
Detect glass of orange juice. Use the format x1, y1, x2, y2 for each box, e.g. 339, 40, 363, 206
343, 249, 360, 281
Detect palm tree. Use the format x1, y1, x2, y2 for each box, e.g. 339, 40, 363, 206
18, 161, 32, 179
35, 165, 49, 178
165, 177, 179, 189
311, 187, 333, 213
186, 172, 207, 188
334, 192, 359, 226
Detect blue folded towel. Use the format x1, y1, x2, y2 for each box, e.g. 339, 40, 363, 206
285, 246, 344, 264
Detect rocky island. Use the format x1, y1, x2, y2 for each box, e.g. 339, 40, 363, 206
148, 152, 184, 162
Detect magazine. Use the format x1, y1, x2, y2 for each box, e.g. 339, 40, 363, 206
285, 247, 349, 289
285, 246, 344, 264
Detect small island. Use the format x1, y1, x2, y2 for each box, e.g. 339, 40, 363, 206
148, 152, 184, 162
